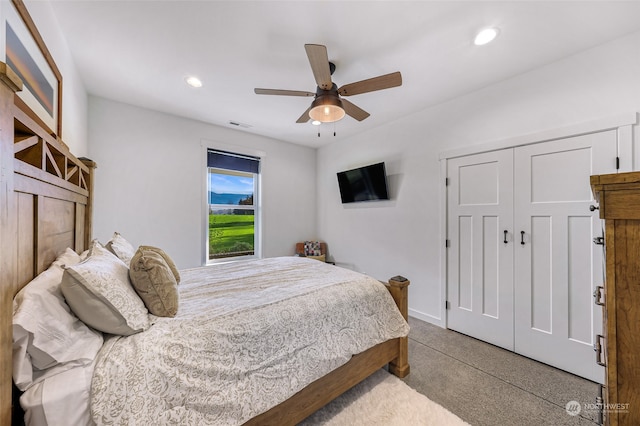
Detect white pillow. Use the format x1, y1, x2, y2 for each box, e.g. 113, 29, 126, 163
12, 248, 104, 391
20, 356, 96, 426
52, 247, 82, 268
105, 232, 136, 266
62, 243, 151, 335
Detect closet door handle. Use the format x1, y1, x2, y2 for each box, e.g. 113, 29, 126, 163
503, 230, 508, 244
520, 231, 525, 245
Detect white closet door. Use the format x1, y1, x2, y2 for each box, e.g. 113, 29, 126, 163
514, 131, 615, 383
447, 149, 514, 350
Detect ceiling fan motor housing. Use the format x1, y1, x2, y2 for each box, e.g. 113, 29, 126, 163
315, 83, 339, 97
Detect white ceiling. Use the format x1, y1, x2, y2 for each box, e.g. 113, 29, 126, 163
46, 0, 640, 148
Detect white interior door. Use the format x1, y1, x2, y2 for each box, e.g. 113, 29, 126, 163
513, 131, 615, 383
447, 150, 514, 350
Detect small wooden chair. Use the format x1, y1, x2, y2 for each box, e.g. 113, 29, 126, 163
295, 241, 328, 262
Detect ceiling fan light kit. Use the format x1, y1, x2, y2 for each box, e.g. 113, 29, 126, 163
309, 95, 345, 123
254, 44, 402, 124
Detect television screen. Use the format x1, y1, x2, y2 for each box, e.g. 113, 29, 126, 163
337, 162, 390, 203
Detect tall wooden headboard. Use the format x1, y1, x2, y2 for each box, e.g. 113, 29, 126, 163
0, 63, 95, 425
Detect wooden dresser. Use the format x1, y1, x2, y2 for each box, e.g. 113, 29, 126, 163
591, 172, 640, 426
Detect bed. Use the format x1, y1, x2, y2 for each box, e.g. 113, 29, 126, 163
0, 62, 410, 425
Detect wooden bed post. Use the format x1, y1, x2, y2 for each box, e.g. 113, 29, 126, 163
386, 275, 410, 378
79, 158, 97, 249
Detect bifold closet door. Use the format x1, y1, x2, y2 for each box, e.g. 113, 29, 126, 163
513, 131, 615, 383
446, 149, 514, 350
447, 130, 616, 381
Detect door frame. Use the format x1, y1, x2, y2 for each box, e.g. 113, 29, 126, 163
438, 112, 637, 329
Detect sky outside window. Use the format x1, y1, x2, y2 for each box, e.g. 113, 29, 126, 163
209, 170, 254, 195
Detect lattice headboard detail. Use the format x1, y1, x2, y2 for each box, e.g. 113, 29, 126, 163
14, 107, 92, 194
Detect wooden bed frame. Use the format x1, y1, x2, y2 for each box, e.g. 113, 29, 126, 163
0, 62, 409, 425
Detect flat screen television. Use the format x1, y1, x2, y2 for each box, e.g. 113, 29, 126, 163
337, 162, 390, 203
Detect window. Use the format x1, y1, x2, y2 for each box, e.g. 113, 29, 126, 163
206, 149, 260, 261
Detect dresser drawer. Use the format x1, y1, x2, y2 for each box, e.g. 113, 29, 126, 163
600, 189, 640, 220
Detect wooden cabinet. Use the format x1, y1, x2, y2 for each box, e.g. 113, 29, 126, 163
591, 172, 640, 426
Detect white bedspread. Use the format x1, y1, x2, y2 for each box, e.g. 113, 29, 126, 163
90, 257, 409, 425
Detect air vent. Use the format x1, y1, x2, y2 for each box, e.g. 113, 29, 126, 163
228, 121, 252, 128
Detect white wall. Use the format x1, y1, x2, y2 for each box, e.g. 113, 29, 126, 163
88, 96, 317, 269
22, 0, 88, 155
317, 31, 640, 326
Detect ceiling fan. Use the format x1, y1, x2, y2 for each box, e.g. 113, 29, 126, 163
254, 44, 402, 124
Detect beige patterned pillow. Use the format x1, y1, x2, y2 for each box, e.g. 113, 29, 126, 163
137, 245, 181, 284
61, 244, 151, 335
105, 232, 136, 266
129, 248, 179, 317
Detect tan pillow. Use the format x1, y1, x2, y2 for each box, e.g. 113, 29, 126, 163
306, 254, 326, 262
129, 248, 179, 317
138, 245, 180, 284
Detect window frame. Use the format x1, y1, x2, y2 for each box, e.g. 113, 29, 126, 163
202, 142, 264, 265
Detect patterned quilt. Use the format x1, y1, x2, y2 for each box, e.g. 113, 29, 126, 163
90, 257, 409, 425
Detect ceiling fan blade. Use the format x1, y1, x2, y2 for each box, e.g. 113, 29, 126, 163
255, 88, 315, 97
338, 71, 402, 96
341, 98, 370, 121
304, 44, 332, 90
296, 106, 312, 123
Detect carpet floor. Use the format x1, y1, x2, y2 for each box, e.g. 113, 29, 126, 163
299, 369, 470, 425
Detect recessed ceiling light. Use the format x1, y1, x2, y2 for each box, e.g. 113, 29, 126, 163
474, 28, 499, 46
185, 76, 203, 88
311, 120, 321, 126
